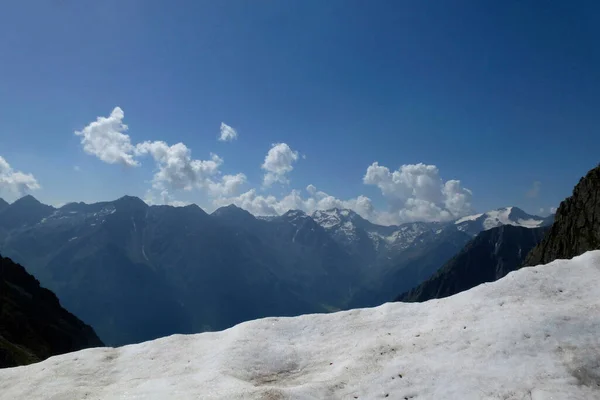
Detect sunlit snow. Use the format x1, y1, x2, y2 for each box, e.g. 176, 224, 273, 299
2, 252, 600, 399
457, 207, 544, 232
454, 213, 484, 224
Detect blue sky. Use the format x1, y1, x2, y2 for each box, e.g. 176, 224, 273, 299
0, 1, 598, 224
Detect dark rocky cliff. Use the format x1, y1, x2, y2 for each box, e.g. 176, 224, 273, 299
525, 164, 600, 266
397, 225, 547, 303
0, 255, 103, 368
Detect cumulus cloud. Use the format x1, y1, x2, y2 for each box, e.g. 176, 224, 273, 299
77, 107, 250, 207
219, 123, 238, 142
135, 141, 223, 191
0, 156, 41, 199
526, 181, 541, 198
550, 207, 557, 214
76, 107, 476, 224
208, 173, 247, 197
363, 162, 472, 222
214, 184, 375, 221
74, 107, 138, 167
262, 143, 299, 187
213, 162, 472, 225
143, 189, 190, 207
135, 140, 247, 203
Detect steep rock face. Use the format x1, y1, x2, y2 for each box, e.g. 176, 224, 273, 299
0, 255, 103, 368
397, 225, 547, 303
525, 164, 600, 266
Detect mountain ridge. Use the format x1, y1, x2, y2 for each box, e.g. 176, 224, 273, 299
0, 194, 554, 345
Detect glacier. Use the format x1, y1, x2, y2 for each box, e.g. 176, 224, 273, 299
1, 251, 599, 399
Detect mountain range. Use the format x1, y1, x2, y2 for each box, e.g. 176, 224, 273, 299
0, 193, 550, 345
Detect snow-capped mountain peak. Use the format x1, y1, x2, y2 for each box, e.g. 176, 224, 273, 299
455, 206, 547, 235
312, 208, 359, 228
311, 208, 438, 263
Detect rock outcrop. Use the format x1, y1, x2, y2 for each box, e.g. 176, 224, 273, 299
525, 164, 600, 266
0, 255, 103, 368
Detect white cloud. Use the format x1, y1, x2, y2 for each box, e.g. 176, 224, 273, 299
75, 107, 476, 225
73, 165, 81, 172
261, 143, 299, 187
213, 162, 472, 225
550, 207, 557, 214
135, 141, 223, 191
208, 173, 247, 197
0, 156, 41, 199
363, 162, 472, 223
539, 208, 545, 214
219, 123, 238, 142
144, 190, 190, 207
77, 107, 250, 207
74, 107, 139, 167
526, 181, 541, 198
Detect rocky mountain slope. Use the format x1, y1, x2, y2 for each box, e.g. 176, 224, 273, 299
0, 254, 103, 368
0, 199, 8, 213
526, 164, 600, 266
2, 251, 599, 399
397, 225, 547, 303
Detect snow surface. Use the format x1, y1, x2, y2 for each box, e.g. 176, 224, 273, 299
2, 252, 600, 399
456, 207, 544, 232
517, 218, 545, 228
454, 213, 484, 224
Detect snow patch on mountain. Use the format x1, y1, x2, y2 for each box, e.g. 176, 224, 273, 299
456, 207, 545, 235
2, 251, 599, 399
312, 208, 434, 254
455, 213, 484, 224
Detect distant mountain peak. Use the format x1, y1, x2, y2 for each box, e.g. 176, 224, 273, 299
214, 203, 245, 213
315, 208, 358, 218
454, 206, 546, 235
12, 194, 45, 207
112, 195, 148, 210
311, 208, 364, 230
283, 209, 307, 218
212, 204, 256, 221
